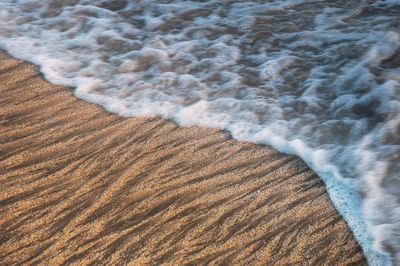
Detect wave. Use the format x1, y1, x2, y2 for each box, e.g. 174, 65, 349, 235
0, 0, 399, 264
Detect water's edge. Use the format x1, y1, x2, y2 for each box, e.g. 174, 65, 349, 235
1, 1, 398, 264
2, 50, 390, 265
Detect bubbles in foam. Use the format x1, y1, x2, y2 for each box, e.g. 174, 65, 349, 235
0, 0, 399, 264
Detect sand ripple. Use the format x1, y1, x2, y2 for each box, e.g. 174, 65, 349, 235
0, 52, 365, 265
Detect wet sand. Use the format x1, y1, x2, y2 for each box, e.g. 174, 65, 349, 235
0, 52, 366, 265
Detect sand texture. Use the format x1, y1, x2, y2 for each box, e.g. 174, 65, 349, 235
0, 52, 366, 265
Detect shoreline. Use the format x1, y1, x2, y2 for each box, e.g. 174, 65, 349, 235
0, 52, 366, 264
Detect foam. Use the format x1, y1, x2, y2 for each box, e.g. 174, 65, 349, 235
1, 1, 399, 264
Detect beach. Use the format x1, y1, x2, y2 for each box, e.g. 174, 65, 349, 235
0, 52, 367, 265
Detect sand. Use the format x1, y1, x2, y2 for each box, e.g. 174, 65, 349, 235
0, 52, 366, 265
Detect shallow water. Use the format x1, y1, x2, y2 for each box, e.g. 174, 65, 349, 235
0, 0, 399, 264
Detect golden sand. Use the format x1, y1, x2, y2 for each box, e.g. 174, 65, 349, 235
0, 52, 365, 265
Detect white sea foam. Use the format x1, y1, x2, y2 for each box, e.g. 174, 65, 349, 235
0, 1, 399, 264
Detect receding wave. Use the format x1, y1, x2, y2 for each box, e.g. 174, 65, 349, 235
0, 1, 399, 264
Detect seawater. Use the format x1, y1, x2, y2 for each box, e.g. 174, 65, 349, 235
0, 1, 399, 264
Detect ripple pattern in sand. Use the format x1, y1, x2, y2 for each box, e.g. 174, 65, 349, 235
0, 53, 365, 265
